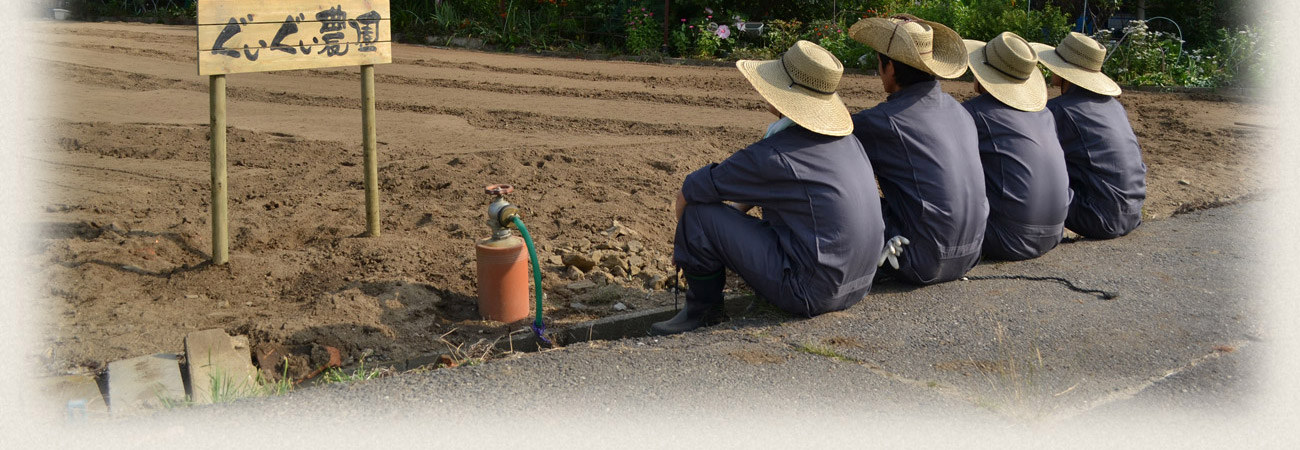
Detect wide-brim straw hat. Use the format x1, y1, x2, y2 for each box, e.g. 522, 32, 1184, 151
965, 32, 1047, 112
736, 40, 852, 137
1031, 32, 1121, 96
849, 14, 967, 79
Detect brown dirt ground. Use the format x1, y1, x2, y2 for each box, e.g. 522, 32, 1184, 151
28, 22, 1268, 379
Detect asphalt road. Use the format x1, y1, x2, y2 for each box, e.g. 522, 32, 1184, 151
22, 201, 1299, 448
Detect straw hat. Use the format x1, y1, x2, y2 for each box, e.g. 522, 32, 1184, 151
848, 14, 968, 79
1030, 32, 1121, 96
736, 40, 852, 137
965, 32, 1047, 112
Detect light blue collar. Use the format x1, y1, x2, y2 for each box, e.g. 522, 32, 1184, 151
763, 117, 796, 139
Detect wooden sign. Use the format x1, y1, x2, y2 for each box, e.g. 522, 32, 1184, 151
197, 0, 391, 75
198, 0, 389, 265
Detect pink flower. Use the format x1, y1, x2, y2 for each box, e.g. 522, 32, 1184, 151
681, 18, 687, 22
705, 7, 713, 14
716, 24, 730, 39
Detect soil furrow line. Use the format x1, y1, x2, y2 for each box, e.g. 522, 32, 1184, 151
42, 41, 757, 109
38, 24, 196, 46
43, 40, 197, 64
355, 71, 759, 109
47, 61, 755, 141
31, 156, 203, 185
398, 56, 886, 104
400, 57, 715, 85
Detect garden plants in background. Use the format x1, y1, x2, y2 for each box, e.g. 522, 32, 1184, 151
625, 6, 661, 55
801, 19, 873, 69
683, 7, 739, 59
63, 1, 1266, 90
1096, 19, 1264, 89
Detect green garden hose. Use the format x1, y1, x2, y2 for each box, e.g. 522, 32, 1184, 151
509, 216, 545, 330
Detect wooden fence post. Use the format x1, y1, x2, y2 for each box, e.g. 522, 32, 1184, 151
210, 74, 229, 265
362, 64, 380, 237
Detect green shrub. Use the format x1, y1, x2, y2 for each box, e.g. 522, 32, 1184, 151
625, 6, 661, 54
902, 0, 966, 35
870, 0, 1067, 45
801, 20, 873, 69
675, 6, 742, 59
1206, 26, 1266, 87
1094, 20, 1264, 88
729, 46, 775, 61
763, 19, 803, 55
1095, 21, 1176, 87
68, 0, 195, 23
669, 19, 695, 56
70, 0, 1250, 88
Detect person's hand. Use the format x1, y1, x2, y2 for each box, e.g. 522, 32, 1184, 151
878, 235, 910, 269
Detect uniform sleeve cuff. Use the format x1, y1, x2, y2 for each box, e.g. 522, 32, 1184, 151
681, 164, 720, 204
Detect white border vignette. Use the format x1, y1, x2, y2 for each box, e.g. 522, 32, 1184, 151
0, 0, 45, 444
1260, 0, 1300, 443
0, 1, 1293, 448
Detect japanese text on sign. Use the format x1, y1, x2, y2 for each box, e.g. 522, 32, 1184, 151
197, 1, 391, 75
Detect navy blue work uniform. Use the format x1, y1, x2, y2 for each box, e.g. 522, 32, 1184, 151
852, 80, 988, 285
674, 125, 884, 316
963, 93, 1070, 260
1046, 87, 1147, 239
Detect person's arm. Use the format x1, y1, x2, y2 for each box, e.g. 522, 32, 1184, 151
679, 144, 775, 207
1048, 103, 1083, 161
676, 189, 751, 222
675, 190, 686, 221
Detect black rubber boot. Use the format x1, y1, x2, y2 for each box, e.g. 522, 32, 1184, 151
650, 272, 727, 335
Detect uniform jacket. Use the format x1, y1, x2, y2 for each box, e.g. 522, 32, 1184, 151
680, 125, 885, 312
1046, 87, 1147, 238
963, 93, 1069, 260
852, 80, 988, 284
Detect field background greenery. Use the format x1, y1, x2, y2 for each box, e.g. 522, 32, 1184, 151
64, 0, 1263, 88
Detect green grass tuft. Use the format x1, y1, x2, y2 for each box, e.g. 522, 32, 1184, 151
796, 343, 857, 363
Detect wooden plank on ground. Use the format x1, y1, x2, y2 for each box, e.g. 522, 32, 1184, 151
107, 353, 185, 415
37, 374, 108, 422
197, 0, 391, 75
184, 329, 259, 405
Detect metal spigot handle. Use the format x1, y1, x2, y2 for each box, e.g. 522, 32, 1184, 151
485, 184, 514, 196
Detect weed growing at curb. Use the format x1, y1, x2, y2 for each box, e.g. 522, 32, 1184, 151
968, 322, 1058, 420
435, 328, 499, 368
796, 343, 857, 363
158, 362, 294, 409
322, 359, 388, 384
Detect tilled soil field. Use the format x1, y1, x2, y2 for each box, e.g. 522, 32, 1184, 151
30, 22, 1267, 379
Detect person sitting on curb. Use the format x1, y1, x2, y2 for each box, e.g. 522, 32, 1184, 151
651, 40, 885, 336
961, 32, 1070, 260
846, 14, 988, 285
1031, 32, 1147, 239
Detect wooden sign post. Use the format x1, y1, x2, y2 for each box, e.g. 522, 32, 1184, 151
197, 0, 391, 264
